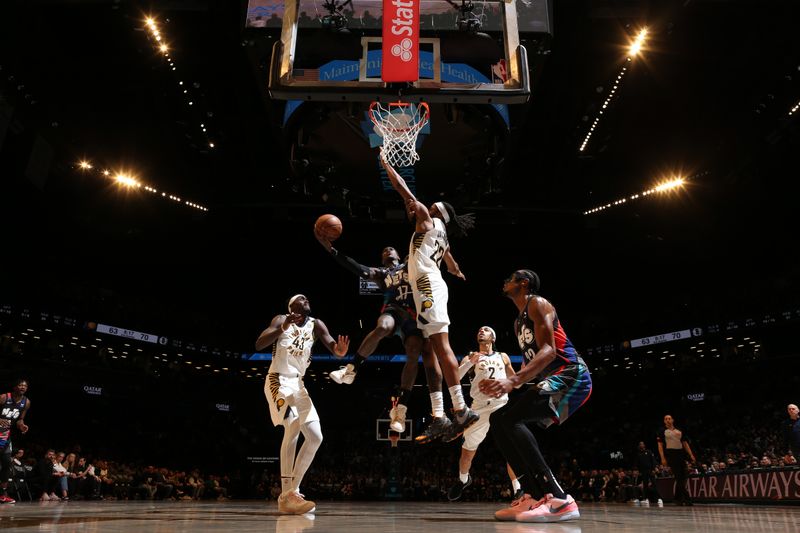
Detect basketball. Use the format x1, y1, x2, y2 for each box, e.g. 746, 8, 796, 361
315, 214, 342, 241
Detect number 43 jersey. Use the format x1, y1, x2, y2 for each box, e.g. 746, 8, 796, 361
268, 317, 316, 377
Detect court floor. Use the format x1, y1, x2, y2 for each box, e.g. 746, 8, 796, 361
0, 500, 798, 532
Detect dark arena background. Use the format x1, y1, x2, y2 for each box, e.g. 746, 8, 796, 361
1, 0, 800, 531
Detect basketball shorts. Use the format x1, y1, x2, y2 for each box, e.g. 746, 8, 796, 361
265, 373, 320, 427
535, 358, 592, 428
381, 304, 422, 341
412, 273, 450, 337
462, 398, 507, 451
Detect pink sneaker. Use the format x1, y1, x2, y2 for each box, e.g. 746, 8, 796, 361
494, 493, 543, 521
0, 495, 15, 504
516, 493, 580, 523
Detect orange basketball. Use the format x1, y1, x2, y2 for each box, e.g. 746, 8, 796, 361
315, 214, 342, 241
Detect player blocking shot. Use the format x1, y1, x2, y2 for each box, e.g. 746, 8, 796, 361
256, 294, 350, 515
448, 327, 521, 502
314, 226, 444, 434
381, 154, 479, 443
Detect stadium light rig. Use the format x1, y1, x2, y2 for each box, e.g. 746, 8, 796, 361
584, 176, 686, 215
579, 27, 648, 153
790, 99, 800, 116
143, 16, 216, 150
75, 160, 209, 212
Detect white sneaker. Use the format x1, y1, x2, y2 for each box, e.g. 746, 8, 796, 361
657, 499, 664, 507
330, 364, 356, 385
631, 499, 640, 506
389, 404, 408, 433
278, 491, 316, 514
642, 499, 650, 507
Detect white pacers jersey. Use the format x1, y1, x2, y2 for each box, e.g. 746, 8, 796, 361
470, 351, 509, 403
268, 317, 316, 377
408, 217, 449, 282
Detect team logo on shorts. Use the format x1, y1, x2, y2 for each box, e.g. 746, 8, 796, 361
276, 398, 285, 409
416, 275, 434, 311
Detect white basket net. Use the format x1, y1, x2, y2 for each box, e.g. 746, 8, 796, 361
369, 102, 430, 167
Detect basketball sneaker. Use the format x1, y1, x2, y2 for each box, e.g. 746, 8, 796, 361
657, 499, 664, 507
0, 494, 15, 504
414, 416, 452, 444
511, 488, 525, 502
330, 364, 356, 385
494, 493, 542, 521
389, 403, 408, 433
278, 491, 316, 514
515, 493, 580, 523
641, 499, 650, 507
443, 407, 479, 442
447, 474, 472, 501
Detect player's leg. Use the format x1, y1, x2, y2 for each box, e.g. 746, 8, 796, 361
389, 331, 423, 433
277, 410, 302, 512
331, 313, 396, 385
447, 448, 476, 501
507, 463, 523, 499
282, 388, 320, 514
428, 332, 480, 441
0, 443, 14, 503
415, 341, 452, 444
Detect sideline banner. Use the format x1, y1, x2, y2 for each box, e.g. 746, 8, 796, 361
656, 468, 800, 502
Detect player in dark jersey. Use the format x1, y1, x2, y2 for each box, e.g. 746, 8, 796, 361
480, 270, 591, 523
315, 228, 443, 434
0, 379, 31, 504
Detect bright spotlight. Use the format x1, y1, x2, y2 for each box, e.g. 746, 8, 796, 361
628, 28, 648, 57
115, 174, 140, 188
78, 161, 93, 170
159, 44, 168, 53
654, 177, 685, 192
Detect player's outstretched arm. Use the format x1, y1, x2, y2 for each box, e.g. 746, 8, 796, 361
443, 248, 466, 280
314, 319, 350, 357
380, 154, 433, 232
315, 225, 385, 281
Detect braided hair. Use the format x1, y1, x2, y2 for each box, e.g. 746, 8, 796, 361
440, 201, 475, 238
516, 269, 541, 294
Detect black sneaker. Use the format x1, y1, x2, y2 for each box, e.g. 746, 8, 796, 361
447, 475, 472, 501
414, 416, 452, 444
443, 408, 480, 443
511, 488, 524, 502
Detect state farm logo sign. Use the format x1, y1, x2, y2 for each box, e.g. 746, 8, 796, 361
392, 38, 413, 62
382, 0, 419, 81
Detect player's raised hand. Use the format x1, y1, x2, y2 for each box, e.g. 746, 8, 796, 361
333, 335, 350, 356
281, 313, 304, 331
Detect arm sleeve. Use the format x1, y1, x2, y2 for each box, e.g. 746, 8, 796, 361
330, 248, 373, 279
457, 356, 474, 381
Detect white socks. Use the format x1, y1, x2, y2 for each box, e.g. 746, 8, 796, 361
448, 385, 466, 411
459, 472, 469, 484
512, 478, 521, 491
430, 392, 444, 418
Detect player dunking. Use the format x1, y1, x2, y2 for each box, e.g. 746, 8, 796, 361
0, 379, 31, 504
448, 327, 521, 501
256, 295, 350, 515
313, 231, 443, 433
481, 270, 592, 523
381, 155, 479, 442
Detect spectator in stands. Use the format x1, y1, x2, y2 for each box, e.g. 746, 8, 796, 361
784, 404, 800, 454
33, 449, 56, 501
52, 452, 69, 500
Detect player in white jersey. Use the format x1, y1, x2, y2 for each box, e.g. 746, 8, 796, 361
255, 294, 350, 515
447, 326, 521, 501
381, 155, 479, 443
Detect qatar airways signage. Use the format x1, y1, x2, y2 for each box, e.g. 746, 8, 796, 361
382, 0, 420, 82
657, 469, 800, 501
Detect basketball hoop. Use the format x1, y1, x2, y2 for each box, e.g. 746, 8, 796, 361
369, 101, 430, 167
388, 433, 400, 448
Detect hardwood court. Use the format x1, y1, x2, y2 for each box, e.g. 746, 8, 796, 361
0, 501, 797, 532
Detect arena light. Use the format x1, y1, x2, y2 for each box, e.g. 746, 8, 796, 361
79, 160, 93, 170
584, 175, 687, 215
143, 15, 217, 151
73, 161, 209, 212
628, 28, 648, 58
580, 27, 648, 153
790, 100, 800, 116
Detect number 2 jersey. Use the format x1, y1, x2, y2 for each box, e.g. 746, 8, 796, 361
459, 351, 510, 403
267, 317, 316, 377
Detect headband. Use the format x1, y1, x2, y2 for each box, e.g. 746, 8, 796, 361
434, 202, 450, 223
287, 294, 306, 312
483, 326, 496, 341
